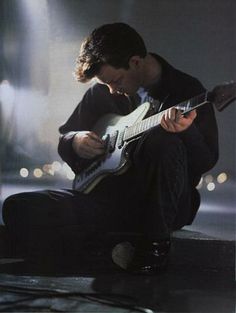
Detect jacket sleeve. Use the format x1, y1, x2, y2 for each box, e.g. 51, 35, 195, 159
57, 84, 109, 173
57, 83, 130, 173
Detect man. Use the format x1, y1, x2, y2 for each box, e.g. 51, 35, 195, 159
3, 23, 219, 274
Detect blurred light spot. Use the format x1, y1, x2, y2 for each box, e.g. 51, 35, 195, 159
196, 177, 203, 189
62, 162, 69, 171
62, 162, 75, 180
66, 171, 75, 180
217, 172, 228, 184
20, 168, 29, 178
204, 174, 213, 184
33, 168, 43, 178
43, 164, 51, 173
52, 161, 62, 172
207, 182, 215, 191
43, 164, 55, 176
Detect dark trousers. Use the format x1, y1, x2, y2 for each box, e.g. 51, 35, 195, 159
2, 127, 199, 256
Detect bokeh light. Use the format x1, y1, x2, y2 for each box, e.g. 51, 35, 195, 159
204, 174, 213, 184
20, 168, 29, 178
207, 182, 215, 191
217, 172, 228, 184
33, 168, 43, 178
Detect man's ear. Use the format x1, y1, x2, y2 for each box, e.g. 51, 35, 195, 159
128, 56, 142, 68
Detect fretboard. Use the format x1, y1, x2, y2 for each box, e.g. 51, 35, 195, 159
124, 92, 209, 141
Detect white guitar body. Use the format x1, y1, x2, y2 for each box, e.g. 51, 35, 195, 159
73, 102, 151, 193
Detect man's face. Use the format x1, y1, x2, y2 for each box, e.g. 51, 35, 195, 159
96, 61, 142, 96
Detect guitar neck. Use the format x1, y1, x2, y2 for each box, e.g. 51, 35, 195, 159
123, 91, 209, 141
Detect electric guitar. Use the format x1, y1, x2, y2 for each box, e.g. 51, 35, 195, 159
73, 81, 236, 193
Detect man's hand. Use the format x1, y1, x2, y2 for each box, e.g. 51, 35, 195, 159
72, 131, 105, 159
160, 108, 197, 133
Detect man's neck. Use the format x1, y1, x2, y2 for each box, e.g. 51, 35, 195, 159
142, 53, 162, 88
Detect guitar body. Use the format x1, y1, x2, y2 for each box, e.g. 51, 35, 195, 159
73, 102, 151, 193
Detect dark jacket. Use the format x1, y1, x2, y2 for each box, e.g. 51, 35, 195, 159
58, 54, 219, 186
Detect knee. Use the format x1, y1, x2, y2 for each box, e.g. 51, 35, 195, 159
2, 195, 16, 226
2, 193, 30, 226
134, 127, 185, 163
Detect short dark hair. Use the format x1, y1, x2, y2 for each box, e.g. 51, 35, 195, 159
74, 23, 147, 82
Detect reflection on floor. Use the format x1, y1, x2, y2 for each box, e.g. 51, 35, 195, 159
0, 180, 235, 312
0, 267, 234, 313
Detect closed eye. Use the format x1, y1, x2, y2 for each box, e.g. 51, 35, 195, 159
112, 77, 122, 85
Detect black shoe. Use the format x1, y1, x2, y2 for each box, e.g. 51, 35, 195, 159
112, 240, 170, 274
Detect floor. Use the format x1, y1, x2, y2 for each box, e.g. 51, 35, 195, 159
0, 267, 234, 313
0, 180, 235, 313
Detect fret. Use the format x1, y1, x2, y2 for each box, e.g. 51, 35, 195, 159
147, 116, 152, 130
124, 91, 209, 142
175, 92, 207, 112
124, 111, 163, 140
143, 118, 148, 131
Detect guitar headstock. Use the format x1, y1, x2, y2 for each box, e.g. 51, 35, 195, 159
209, 81, 236, 111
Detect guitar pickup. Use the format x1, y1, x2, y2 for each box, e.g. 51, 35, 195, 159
109, 130, 118, 152
117, 129, 125, 149
102, 131, 118, 153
